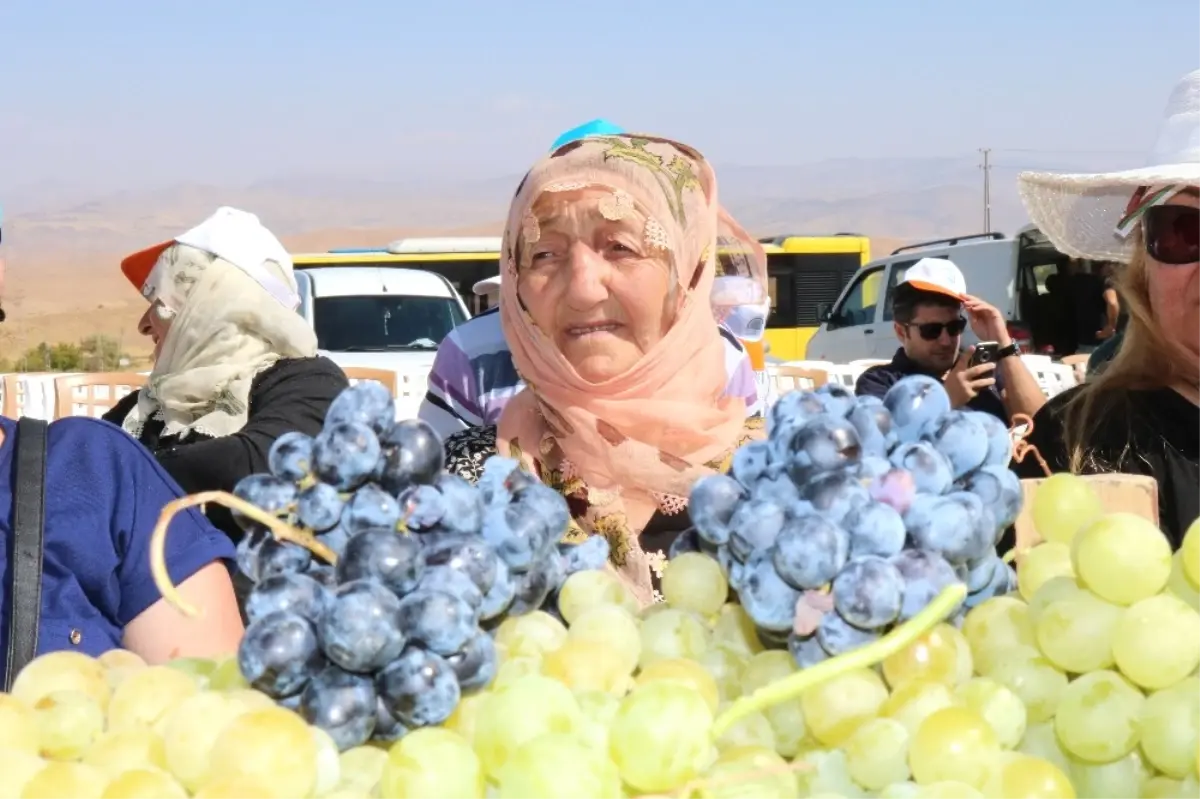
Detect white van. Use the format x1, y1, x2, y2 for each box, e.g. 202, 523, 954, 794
805, 226, 1105, 364
294, 266, 471, 415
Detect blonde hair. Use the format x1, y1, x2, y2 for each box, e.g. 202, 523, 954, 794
1062, 228, 1189, 471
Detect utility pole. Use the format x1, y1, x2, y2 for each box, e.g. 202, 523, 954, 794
979, 148, 992, 233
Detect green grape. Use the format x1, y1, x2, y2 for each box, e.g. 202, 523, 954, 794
638, 608, 711, 668
493, 611, 568, 660
190, 775, 275, 798
443, 691, 487, 745
739, 652, 808, 757
696, 646, 746, 704
567, 604, 642, 675
100, 768, 188, 799
81, 729, 167, 780
987, 654, 1067, 724
1183, 517, 1200, 590
1018, 542, 1075, 601
20, 761, 109, 799
714, 709, 776, 752
953, 677, 1026, 749
310, 727, 341, 798
206, 707, 319, 799
541, 639, 631, 695
881, 680, 954, 736
634, 658, 720, 713
696, 745, 797, 799
163, 657, 217, 686
491, 655, 542, 689
335, 746, 388, 797
556, 570, 639, 624
32, 690, 104, 761
881, 623, 972, 689
1071, 512, 1172, 606
608, 681, 714, 794
205, 657, 248, 692
1016, 721, 1071, 775
710, 604, 765, 657
981, 753, 1074, 799
575, 690, 619, 757
793, 748, 860, 798
105, 667, 199, 733
661, 552, 729, 618
1139, 677, 1200, 779
1054, 669, 1144, 763
494, 733, 620, 799
1069, 749, 1149, 799
843, 717, 910, 790
1111, 593, 1200, 690
473, 674, 582, 778
800, 667, 888, 747
1031, 472, 1103, 545
1034, 590, 1122, 673
160, 692, 245, 791
907, 706, 999, 789
97, 650, 148, 691
0, 694, 40, 755
960, 596, 1036, 676
878, 781, 921, 798
1168, 550, 1200, 611
11, 651, 111, 712
916, 782, 982, 798
379, 728, 482, 799
0, 748, 48, 798
1026, 575, 1082, 625
1141, 776, 1187, 799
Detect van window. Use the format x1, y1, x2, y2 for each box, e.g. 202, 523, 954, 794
881, 260, 919, 321
313, 295, 467, 352
829, 267, 885, 328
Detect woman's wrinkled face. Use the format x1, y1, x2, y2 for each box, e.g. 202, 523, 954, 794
138, 300, 172, 362
1145, 189, 1200, 364
518, 188, 674, 382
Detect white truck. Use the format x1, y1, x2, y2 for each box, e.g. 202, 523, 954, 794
293, 265, 471, 419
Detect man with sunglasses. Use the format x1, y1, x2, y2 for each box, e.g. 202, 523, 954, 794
855, 257, 1047, 425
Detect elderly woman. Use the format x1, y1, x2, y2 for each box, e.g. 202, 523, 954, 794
444, 134, 765, 601
1013, 69, 1198, 546
105, 208, 349, 544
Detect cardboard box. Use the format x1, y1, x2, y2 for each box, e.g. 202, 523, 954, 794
1014, 473, 1160, 557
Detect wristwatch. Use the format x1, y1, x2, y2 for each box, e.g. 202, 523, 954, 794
996, 342, 1020, 361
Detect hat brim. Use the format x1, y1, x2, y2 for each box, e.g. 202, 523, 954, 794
1018, 163, 1200, 262
904, 279, 965, 300
120, 240, 173, 295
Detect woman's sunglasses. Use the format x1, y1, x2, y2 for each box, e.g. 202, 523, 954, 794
1143, 204, 1198, 265
904, 318, 968, 341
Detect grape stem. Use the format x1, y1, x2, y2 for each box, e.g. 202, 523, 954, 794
1010, 413, 1051, 477
709, 583, 968, 740
149, 490, 337, 618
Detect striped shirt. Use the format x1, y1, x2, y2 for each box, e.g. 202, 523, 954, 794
419, 307, 763, 439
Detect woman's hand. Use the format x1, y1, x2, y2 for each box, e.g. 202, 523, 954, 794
122, 562, 244, 664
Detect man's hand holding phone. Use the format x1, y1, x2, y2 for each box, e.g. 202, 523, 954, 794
945, 345, 997, 408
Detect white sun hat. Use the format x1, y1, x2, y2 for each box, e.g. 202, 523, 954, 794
1018, 68, 1200, 263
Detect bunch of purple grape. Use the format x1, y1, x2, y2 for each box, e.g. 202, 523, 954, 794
230, 381, 608, 750
677, 374, 1022, 669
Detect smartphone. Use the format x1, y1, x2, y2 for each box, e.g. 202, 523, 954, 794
969, 341, 1000, 367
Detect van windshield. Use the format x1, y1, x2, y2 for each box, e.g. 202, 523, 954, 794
313, 295, 467, 352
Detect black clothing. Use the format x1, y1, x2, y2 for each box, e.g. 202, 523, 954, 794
1012, 385, 1198, 549
855, 348, 1009, 425
103, 356, 348, 541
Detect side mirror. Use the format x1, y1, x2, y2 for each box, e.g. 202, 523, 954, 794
817, 303, 834, 324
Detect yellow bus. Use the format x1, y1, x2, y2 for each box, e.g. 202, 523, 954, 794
291, 239, 503, 315
758, 233, 872, 361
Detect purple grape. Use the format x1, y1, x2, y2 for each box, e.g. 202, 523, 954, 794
921, 410, 989, 480
883, 375, 951, 443
772, 512, 849, 590
889, 441, 954, 495
268, 432, 314, 482
831, 556, 904, 629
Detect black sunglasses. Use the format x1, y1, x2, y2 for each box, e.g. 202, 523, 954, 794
904, 317, 967, 341
1144, 204, 1198, 265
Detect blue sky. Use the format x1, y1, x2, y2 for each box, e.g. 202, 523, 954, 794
1, 0, 1196, 192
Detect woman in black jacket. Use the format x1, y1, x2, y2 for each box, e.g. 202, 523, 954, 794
104, 208, 349, 546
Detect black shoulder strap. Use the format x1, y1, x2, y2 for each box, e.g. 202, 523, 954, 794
4, 418, 48, 690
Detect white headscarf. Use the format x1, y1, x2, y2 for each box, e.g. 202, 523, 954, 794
123, 243, 318, 441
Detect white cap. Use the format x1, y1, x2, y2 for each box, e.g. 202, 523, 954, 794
473, 275, 502, 296
899, 257, 967, 300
